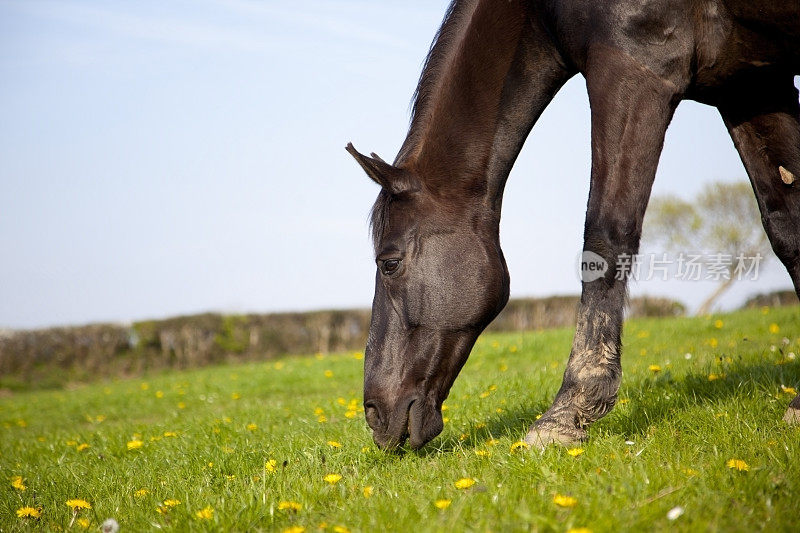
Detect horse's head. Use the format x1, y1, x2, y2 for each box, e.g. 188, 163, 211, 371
347, 144, 510, 450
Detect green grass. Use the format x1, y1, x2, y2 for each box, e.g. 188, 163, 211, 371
1, 305, 799, 532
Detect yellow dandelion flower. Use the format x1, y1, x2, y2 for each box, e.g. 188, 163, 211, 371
77, 517, 90, 528
363, 486, 373, 498
683, 468, 698, 476
353, 351, 364, 359
648, 365, 662, 373
76, 443, 90, 451
475, 449, 490, 457
247, 423, 258, 431
66, 440, 78, 446
155, 390, 164, 398
277, 501, 302, 512
195, 506, 214, 520
619, 398, 629, 404
314, 407, 325, 415
274, 361, 285, 370
485, 438, 500, 446
327, 441, 342, 448
140, 383, 149, 390
163, 431, 177, 438
337, 397, 347, 405
16, 506, 41, 518
510, 345, 518, 352
709, 338, 718, 348
134, 488, 149, 498
344, 410, 358, 419
510, 441, 530, 452
781, 385, 798, 395
333, 526, 350, 533
479, 391, 491, 399
567, 447, 585, 457
567, 528, 592, 533
163, 499, 181, 508
553, 494, 578, 508
726, 459, 749, 471
454, 478, 475, 490
127, 440, 144, 450
66, 499, 92, 511
714, 320, 724, 329
434, 499, 452, 509
177, 401, 186, 409
324, 473, 342, 484
11, 476, 26, 491
443, 416, 450, 423
318, 415, 328, 423
283, 527, 305, 533
324, 370, 334, 378
769, 323, 780, 334
708, 373, 725, 381
266, 459, 278, 473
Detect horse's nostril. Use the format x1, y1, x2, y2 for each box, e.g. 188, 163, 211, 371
364, 400, 382, 429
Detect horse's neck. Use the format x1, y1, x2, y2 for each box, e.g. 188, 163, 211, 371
396, 0, 529, 200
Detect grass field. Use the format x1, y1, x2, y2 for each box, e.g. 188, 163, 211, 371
1, 305, 799, 532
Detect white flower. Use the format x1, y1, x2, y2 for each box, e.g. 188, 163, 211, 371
667, 506, 684, 521
101, 519, 120, 533
684, 353, 692, 360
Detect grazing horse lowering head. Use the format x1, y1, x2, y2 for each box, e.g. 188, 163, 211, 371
349, 0, 800, 451
346, 144, 509, 449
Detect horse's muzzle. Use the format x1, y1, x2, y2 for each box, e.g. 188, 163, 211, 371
366, 396, 444, 450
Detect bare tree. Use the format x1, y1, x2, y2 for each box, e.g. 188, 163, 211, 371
642, 181, 773, 315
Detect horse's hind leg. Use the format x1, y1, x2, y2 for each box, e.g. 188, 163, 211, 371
718, 74, 800, 424
526, 53, 682, 448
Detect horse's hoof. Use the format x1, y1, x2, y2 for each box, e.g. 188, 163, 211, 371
524, 423, 585, 449
784, 407, 800, 425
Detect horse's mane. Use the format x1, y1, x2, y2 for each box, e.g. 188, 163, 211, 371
395, 0, 480, 166
371, 1, 479, 249
372, 0, 525, 249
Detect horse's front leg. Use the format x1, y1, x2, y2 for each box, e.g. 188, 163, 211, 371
526, 53, 683, 448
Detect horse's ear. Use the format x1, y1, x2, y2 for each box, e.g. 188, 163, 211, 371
346, 143, 412, 194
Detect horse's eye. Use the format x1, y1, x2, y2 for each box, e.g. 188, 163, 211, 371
381, 259, 401, 275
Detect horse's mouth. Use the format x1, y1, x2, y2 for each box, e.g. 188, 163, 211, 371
371, 398, 444, 451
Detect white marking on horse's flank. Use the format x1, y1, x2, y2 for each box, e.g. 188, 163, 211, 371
779, 166, 796, 185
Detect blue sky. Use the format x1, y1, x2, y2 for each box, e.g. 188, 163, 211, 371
0, 0, 794, 329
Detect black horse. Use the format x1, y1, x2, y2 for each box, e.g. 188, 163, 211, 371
347, 0, 800, 450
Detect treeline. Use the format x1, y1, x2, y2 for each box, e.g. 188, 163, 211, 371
1, 295, 683, 390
